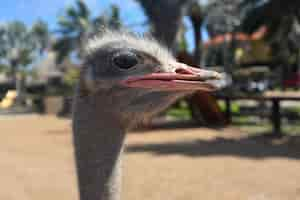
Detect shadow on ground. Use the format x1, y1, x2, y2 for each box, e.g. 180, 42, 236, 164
126, 135, 300, 159
134, 119, 226, 132
134, 119, 201, 132
128, 120, 300, 160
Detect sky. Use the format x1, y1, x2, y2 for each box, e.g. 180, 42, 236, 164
0, 0, 146, 30
0, 0, 209, 50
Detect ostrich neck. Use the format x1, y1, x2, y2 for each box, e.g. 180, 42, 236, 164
72, 96, 126, 200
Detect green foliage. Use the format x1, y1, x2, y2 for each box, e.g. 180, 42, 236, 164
0, 63, 9, 73
0, 20, 49, 74
58, 0, 90, 33
178, 25, 188, 52
218, 101, 240, 114
31, 20, 50, 55
53, 37, 75, 64
63, 67, 80, 88
233, 115, 300, 136
54, 1, 122, 63
166, 100, 192, 120
93, 4, 121, 31
54, 0, 90, 63
108, 4, 122, 29
178, 37, 188, 52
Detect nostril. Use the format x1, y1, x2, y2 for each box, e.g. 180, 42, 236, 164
175, 68, 193, 75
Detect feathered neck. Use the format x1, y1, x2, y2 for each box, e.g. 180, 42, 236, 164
72, 93, 126, 200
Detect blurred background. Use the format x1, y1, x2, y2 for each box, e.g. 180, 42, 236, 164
0, 1, 300, 200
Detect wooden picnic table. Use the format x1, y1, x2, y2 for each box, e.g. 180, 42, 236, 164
216, 91, 300, 137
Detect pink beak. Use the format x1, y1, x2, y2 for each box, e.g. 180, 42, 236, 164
121, 62, 222, 92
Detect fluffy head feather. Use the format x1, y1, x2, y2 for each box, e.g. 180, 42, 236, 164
85, 29, 174, 70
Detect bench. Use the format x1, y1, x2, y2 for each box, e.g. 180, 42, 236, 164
216, 91, 300, 136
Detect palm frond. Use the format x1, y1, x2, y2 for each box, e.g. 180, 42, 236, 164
53, 37, 76, 64
57, 16, 78, 32
77, 0, 90, 19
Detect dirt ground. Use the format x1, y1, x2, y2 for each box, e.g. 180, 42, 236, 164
1, 115, 300, 200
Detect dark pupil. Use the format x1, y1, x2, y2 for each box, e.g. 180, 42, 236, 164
113, 53, 138, 69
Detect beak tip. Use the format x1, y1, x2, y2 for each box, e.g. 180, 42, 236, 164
214, 72, 223, 80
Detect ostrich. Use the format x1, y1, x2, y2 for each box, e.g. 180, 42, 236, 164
72, 29, 222, 200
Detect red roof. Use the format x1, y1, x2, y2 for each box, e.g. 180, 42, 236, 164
204, 26, 268, 47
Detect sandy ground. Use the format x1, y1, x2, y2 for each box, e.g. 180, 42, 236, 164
1, 115, 300, 200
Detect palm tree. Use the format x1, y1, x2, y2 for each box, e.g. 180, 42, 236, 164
31, 20, 50, 55
239, 0, 300, 89
136, 0, 193, 49
187, 1, 206, 65
0, 21, 33, 83
54, 0, 122, 63
0, 64, 9, 73
54, 0, 91, 63
0, 20, 50, 106
205, 0, 242, 36
93, 4, 121, 31
205, 0, 243, 75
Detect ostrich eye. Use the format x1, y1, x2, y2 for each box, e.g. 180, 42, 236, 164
113, 52, 138, 69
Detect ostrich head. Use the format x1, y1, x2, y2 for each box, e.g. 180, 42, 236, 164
73, 30, 224, 200
79, 30, 222, 127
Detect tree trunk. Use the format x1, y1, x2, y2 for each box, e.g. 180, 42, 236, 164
137, 0, 191, 49
10, 60, 17, 85
15, 73, 26, 106
190, 15, 203, 65
10, 61, 25, 107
